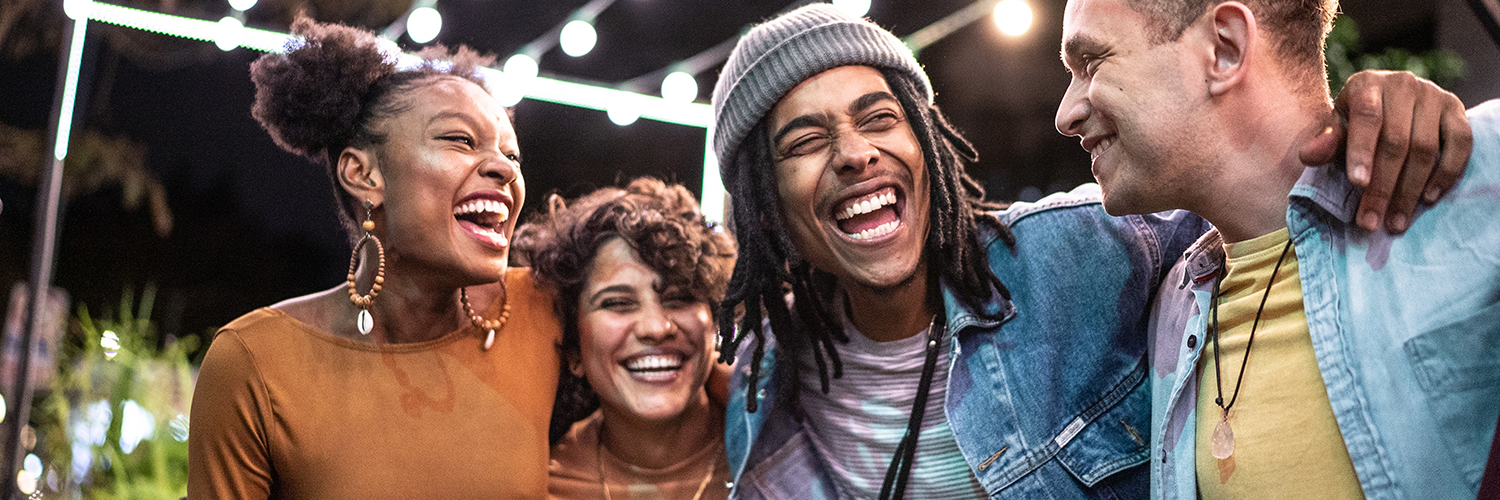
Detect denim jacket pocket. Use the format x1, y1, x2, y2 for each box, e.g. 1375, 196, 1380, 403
1401, 299, 1500, 484
1053, 359, 1153, 487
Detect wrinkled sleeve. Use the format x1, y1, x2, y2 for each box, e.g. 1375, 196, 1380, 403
1141, 210, 1212, 281
188, 329, 274, 499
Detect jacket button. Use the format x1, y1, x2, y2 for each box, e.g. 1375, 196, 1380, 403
1187, 335, 1197, 349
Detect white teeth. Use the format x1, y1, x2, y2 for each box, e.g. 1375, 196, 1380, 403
836, 189, 898, 221
453, 199, 510, 222
848, 220, 900, 240
625, 354, 684, 371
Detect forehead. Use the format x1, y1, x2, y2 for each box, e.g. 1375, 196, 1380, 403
587, 238, 656, 287
404, 78, 512, 132
1062, 0, 1151, 47
768, 65, 895, 127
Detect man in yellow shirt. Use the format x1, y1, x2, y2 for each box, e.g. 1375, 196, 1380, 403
1054, 0, 1500, 498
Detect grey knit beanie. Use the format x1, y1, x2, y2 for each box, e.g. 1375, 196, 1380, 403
711, 3, 932, 181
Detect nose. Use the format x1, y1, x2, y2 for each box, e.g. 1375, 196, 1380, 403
830, 129, 879, 176
634, 304, 678, 344
1055, 79, 1090, 137
477, 151, 520, 186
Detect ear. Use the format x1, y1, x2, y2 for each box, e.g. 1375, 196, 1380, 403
337, 146, 385, 207
1205, 2, 1256, 97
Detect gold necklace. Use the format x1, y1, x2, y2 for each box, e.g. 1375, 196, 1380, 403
596, 421, 720, 500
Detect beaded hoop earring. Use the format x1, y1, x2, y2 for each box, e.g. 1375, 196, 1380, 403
347, 200, 385, 335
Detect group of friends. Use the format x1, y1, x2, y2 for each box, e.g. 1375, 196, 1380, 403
186, 0, 1500, 498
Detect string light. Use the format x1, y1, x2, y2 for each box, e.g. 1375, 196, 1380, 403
214, 16, 244, 51
406, 7, 442, 44
559, 19, 596, 57
832, 0, 871, 18
993, 0, 1032, 36
227, 0, 255, 13
607, 92, 642, 126
660, 71, 698, 103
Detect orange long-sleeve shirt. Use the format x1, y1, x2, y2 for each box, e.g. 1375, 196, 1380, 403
188, 269, 561, 499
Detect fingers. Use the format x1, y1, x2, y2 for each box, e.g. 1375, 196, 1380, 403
1339, 76, 1386, 189
1298, 122, 1342, 167
1353, 74, 1416, 232
1384, 84, 1442, 232
1425, 94, 1473, 204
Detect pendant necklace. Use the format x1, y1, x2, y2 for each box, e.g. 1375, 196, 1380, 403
1208, 238, 1293, 460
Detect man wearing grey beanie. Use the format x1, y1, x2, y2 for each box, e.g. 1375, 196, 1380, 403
709, 4, 1468, 499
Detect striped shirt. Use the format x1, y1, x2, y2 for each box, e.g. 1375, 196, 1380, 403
798, 315, 989, 499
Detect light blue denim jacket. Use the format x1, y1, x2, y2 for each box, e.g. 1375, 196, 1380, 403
1148, 100, 1500, 500
726, 185, 1211, 498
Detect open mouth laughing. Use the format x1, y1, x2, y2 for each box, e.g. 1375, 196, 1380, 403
621, 352, 687, 383
453, 193, 512, 248
833, 186, 903, 241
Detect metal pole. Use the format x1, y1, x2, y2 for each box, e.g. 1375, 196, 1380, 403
3, 9, 87, 498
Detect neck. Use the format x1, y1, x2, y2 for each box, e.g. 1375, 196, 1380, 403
358, 257, 502, 344
842, 261, 937, 342
598, 391, 718, 470
1191, 89, 1331, 243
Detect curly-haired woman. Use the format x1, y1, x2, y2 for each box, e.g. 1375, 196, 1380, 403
187, 17, 560, 498
514, 178, 735, 500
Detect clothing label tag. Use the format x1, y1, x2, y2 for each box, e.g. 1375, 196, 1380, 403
1054, 417, 1086, 448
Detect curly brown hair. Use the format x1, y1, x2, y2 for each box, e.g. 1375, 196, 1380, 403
511, 177, 736, 443
248, 16, 496, 236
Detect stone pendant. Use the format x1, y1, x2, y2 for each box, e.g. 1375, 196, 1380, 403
483, 329, 496, 351
357, 309, 373, 335
1211, 418, 1235, 459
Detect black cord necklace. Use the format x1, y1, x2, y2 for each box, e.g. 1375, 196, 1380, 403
877, 315, 945, 500
1208, 237, 1294, 460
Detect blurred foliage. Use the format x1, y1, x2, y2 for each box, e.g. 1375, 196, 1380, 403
1326, 15, 1467, 96
33, 284, 197, 499
0, 123, 173, 237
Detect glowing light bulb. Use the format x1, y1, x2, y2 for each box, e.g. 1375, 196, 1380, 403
119, 400, 156, 454
228, 0, 256, 12
407, 7, 442, 44
661, 71, 698, 103
993, 0, 1033, 37
559, 20, 596, 57
607, 94, 641, 126
504, 54, 539, 80
22, 454, 41, 480
832, 0, 871, 17
15, 470, 35, 495
214, 16, 245, 51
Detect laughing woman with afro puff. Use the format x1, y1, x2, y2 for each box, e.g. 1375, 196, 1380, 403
187, 17, 561, 498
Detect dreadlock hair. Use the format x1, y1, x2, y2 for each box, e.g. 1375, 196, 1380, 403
716, 68, 1016, 413
249, 15, 495, 242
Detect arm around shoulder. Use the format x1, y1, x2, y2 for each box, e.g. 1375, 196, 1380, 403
187, 329, 275, 499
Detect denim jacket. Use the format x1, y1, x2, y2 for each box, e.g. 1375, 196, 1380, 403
1148, 100, 1500, 500
726, 185, 1211, 499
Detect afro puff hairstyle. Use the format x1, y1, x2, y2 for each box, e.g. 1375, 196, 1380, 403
249, 16, 495, 236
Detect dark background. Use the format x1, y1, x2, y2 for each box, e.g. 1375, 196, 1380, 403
2, 0, 1498, 351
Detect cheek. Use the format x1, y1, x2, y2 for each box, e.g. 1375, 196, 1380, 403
578, 316, 625, 372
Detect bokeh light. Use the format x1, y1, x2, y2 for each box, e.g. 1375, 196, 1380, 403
227, 0, 256, 12
607, 94, 641, 126
833, 0, 871, 18
660, 71, 698, 103
560, 20, 597, 57
407, 7, 443, 44
993, 0, 1033, 36
214, 16, 244, 51
100, 330, 120, 360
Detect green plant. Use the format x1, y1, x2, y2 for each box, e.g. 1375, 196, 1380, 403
33, 285, 197, 499
1326, 15, 1467, 96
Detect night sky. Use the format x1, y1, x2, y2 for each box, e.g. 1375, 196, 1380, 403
1, 0, 1496, 353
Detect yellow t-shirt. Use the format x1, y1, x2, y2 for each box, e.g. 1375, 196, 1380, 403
188, 268, 562, 499
1194, 229, 1363, 499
